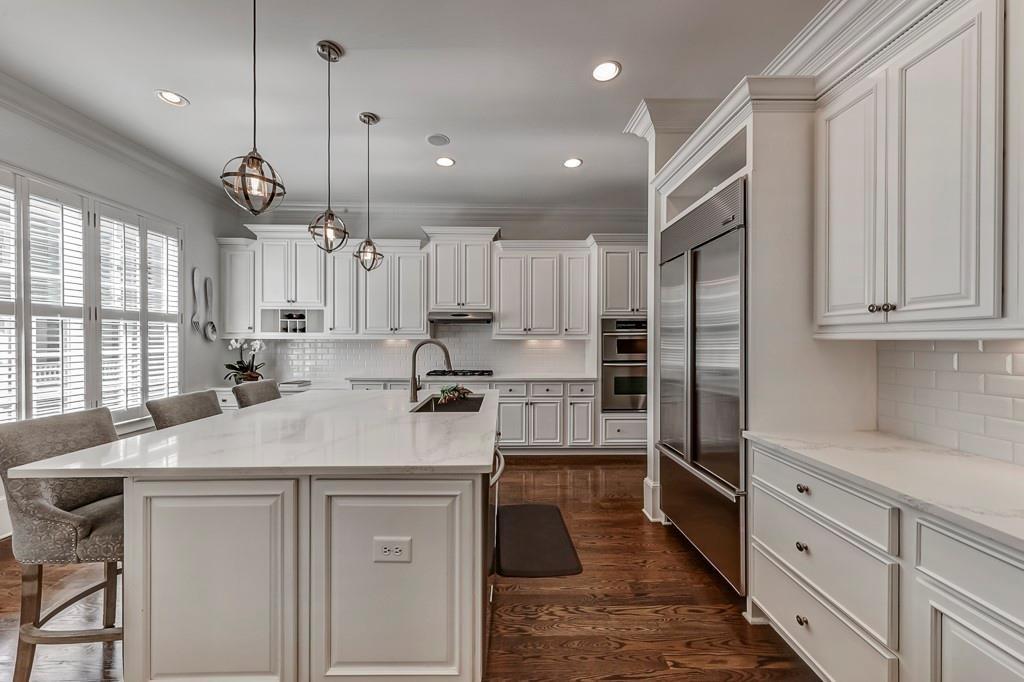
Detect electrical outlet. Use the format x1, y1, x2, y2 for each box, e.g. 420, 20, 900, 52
372, 536, 412, 563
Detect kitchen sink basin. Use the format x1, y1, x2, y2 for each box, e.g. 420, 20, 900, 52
411, 395, 485, 413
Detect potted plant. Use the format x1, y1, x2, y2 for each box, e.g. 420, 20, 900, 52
224, 339, 267, 384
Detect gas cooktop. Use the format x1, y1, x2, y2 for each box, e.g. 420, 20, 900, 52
425, 369, 494, 377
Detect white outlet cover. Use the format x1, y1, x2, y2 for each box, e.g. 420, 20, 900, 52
372, 536, 412, 563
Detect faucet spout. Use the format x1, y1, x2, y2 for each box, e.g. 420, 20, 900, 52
410, 340, 453, 402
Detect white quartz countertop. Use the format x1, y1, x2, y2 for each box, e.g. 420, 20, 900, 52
745, 430, 1024, 554
11, 389, 501, 479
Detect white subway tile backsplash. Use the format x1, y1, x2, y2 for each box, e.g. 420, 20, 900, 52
878, 340, 1024, 465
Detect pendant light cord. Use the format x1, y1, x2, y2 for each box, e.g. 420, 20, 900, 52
365, 118, 371, 240
252, 0, 258, 151
326, 57, 332, 208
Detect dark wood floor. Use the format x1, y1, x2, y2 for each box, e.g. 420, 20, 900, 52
0, 457, 814, 681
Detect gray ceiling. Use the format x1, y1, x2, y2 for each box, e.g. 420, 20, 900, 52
0, 0, 824, 211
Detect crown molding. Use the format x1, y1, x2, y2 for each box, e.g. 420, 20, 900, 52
421, 226, 501, 240
623, 98, 720, 140
0, 70, 230, 208
263, 201, 645, 225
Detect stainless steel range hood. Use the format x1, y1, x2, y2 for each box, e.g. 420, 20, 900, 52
427, 311, 493, 325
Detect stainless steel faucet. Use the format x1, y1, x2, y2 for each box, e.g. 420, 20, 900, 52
410, 339, 453, 402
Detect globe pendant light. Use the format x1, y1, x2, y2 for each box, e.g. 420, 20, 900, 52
354, 112, 384, 271
308, 40, 348, 253
220, 0, 286, 215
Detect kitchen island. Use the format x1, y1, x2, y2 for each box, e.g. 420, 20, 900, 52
10, 388, 501, 682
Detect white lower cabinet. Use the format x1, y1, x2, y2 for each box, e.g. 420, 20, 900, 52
310, 478, 478, 681
527, 399, 563, 446
567, 398, 595, 446
749, 441, 1024, 682
601, 414, 646, 446
497, 400, 528, 446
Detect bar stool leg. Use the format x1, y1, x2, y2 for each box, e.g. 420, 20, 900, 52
103, 561, 118, 628
14, 564, 43, 682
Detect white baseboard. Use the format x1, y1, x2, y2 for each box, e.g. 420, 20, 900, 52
499, 448, 645, 456
643, 477, 666, 523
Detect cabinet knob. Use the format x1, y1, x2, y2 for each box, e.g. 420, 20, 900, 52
545, 388, 550, 392
247, 326, 253, 330
616, 428, 621, 433
867, 304, 879, 313
795, 615, 808, 627
795, 541, 808, 553
796, 483, 810, 494
881, 302, 896, 312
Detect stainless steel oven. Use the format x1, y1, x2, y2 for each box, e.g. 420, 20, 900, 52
601, 319, 647, 411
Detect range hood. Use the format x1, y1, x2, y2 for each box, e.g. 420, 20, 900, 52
427, 311, 493, 325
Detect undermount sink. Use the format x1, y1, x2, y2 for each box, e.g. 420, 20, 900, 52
411, 395, 485, 413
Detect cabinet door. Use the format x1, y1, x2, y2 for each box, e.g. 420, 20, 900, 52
563, 253, 590, 335
567, 399, 594, 446
528, 399, 563, 446
394, 252, 427, 335
495, 254, 527, 335
221, 248, 255, 336
260, 239, 291, 306
361, 254, 393, 334
329, 253, 357, 335
497, 400, 528, 446
291, 240, 325, 306
885, 0, 1002, 322
461, 241, 490, 309
527, 254, 559, 334
815, 74, 887, 326
431, 240, 460, 310
601, 248, 634, 315
635, 248, 648, 314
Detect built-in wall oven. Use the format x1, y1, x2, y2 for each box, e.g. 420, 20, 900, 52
601, 318, 647, 412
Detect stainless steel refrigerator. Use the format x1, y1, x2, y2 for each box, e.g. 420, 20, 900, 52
657, 178, 746, 595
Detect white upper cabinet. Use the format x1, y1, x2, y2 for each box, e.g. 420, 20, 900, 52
562, 252, 590, 335
359, 246, 428, 338
424, 227, 498, 311
527, 254, 559, 334
814, 0, 1003, 333
598, 241, 647, 317
257, 236, 325, 308
220, 242, 256, 336
495, 253, 527, 335
327, 250, 358, 335
884, 0, 1001, 323
815, 73, 887, 326
493, 246, 565, 337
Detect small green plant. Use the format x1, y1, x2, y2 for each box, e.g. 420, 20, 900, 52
224, 339, 267, 384
438, 384, 473, 405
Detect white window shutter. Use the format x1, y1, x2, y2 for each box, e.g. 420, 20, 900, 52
0, 176, 17, 423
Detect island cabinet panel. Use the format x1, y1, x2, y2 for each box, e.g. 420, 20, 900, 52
311, 479, 478, 682
124, 479, 299, 682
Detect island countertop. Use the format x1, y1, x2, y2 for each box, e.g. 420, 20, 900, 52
10, 388, 501, 479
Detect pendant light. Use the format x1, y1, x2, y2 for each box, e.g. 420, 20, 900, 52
220, 0, 286, 215
308, 40, 349, 253
354, 112, 384, 271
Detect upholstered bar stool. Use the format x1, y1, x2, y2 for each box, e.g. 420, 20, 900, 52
147, 389, 222, 430
0, 408, 124, 682
233, 379, 282, 408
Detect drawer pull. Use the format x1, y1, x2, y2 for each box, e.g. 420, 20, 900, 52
795, 614, 808, 627
795, 541, 808, 553
796, 483, 810, 494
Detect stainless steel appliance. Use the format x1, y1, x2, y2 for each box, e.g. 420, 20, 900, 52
601, 318, 647, 412
427, 311, 493, 325
657, 178, 747, 595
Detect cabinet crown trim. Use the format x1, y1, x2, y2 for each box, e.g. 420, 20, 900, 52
422, 226, 501, 240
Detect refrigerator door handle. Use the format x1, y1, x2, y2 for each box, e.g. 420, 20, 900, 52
656, 443, 744, 502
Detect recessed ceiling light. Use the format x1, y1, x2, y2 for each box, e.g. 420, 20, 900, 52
436, 157, 455, 167
155, 89, 189, 107
592, 61, 621, 82
427, 133, 451, 146
563, 158, 583, 168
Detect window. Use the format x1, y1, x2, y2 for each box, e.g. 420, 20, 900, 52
0, 167, 182, 424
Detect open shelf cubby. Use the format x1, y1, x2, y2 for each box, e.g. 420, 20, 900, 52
664, 126, 748, 229
260, 308, 325, 335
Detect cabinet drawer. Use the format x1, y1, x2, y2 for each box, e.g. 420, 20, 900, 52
752, 546, 898, 682
529, 382, 564, 397
351, 382, 385, 391
918, 520, 1024, 629
602, 416, 646, 444
752, 447, 898, 554
752, 484, 898, 649
567, 382, 595, 397
494, 382, 527, 397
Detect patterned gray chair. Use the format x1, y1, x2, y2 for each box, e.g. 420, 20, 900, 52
0, 408, 123, 682
233, 379, 282, 408
147, 390, 222, 430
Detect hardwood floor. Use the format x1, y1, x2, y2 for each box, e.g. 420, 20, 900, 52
0, 457, 814, 681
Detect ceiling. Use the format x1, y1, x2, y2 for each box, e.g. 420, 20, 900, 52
0, 0, 824, 212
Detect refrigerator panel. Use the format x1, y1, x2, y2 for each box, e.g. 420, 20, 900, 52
659, 450, 745, 595
691, 229, 743, 491
658, 254, 687, 455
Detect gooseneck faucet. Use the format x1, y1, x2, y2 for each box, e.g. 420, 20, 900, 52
410, 339, 453, 402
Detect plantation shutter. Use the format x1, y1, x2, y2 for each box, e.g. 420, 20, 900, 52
144, 221, 180, 401
26, 180, 87, 418
98, 203, 143, 419
0, 170, 18, 423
